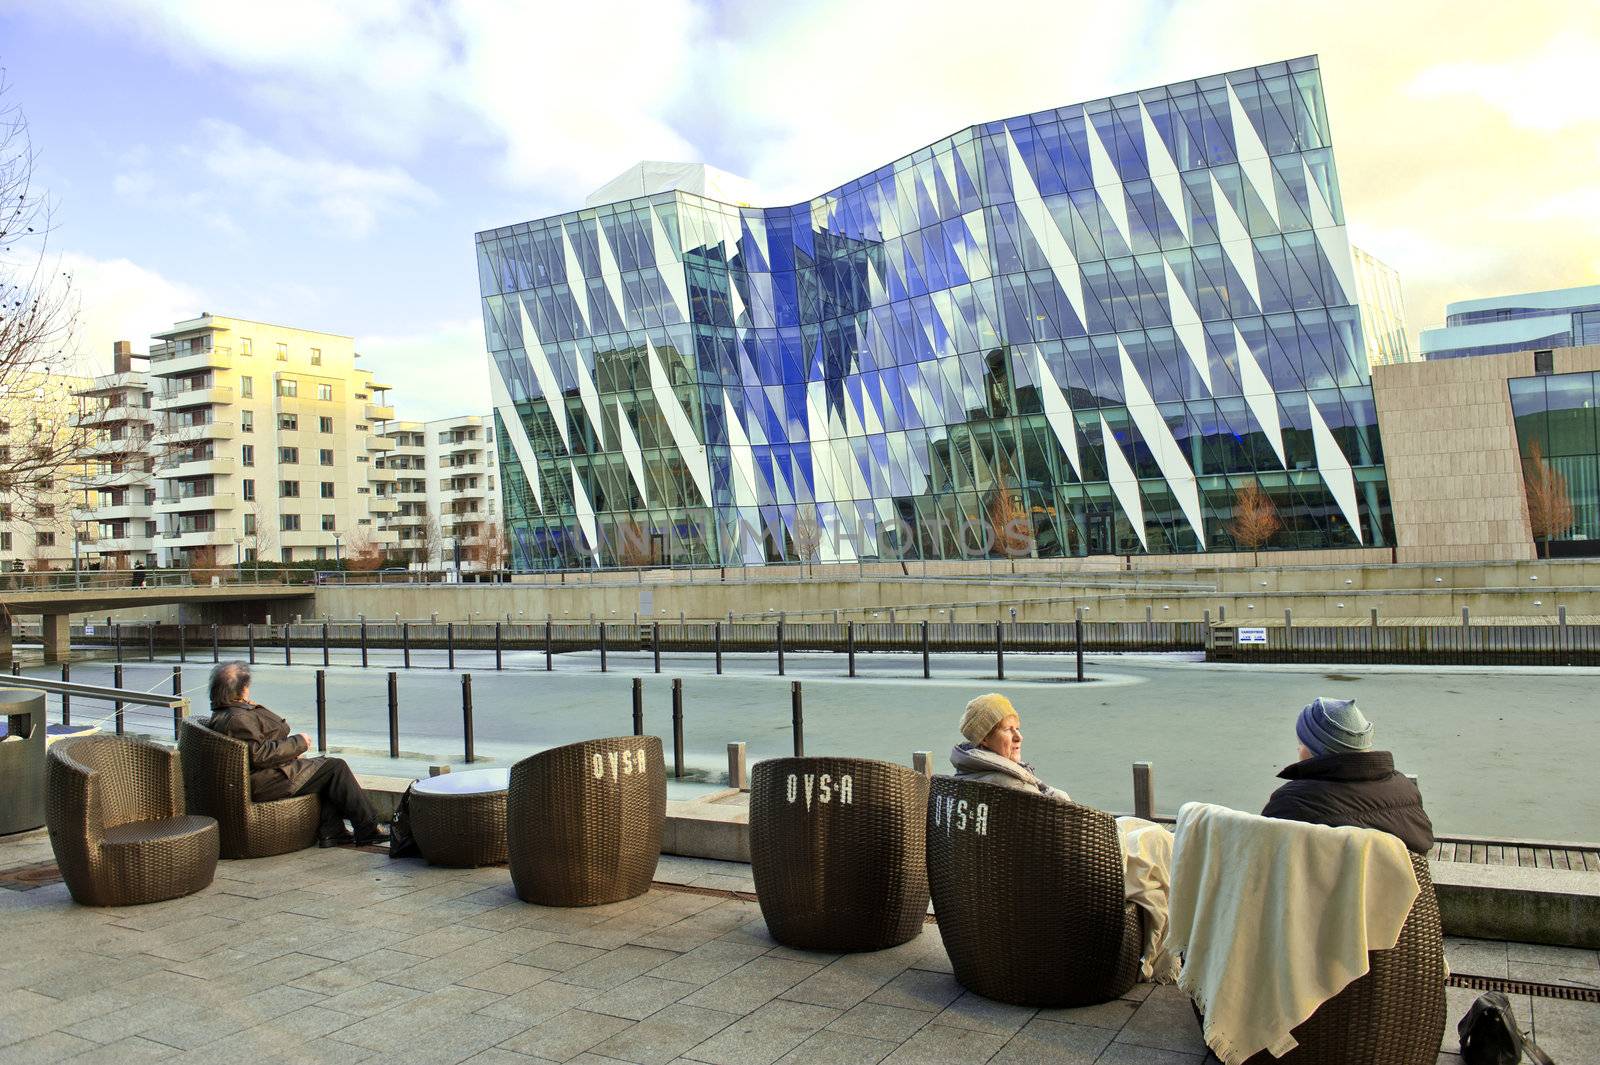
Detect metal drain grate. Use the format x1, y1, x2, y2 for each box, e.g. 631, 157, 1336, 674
1449, 971, 1600, 1002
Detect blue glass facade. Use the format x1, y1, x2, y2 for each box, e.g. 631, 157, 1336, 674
1421, 285, 1600, 360
478, 56, 1392, 569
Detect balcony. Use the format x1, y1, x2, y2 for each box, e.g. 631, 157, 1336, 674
368, 465, 398, 482
388, 511, 428, 526
92, 535, 157, 554
156, 420, 236, 444
156, 492, 237, 513
74, 500, 153, 523
159, 527, 228, 548
81, 435, 147, 459
75, 404, 156, 429
153, 384, 234, 411
364, 402, 396, 421
368, 497, 400, 515
74, 371, 148, 398
77, 467, 152, 489
149, 345, 232, 376
157, 454, 236, 478
366, 435, 396, 452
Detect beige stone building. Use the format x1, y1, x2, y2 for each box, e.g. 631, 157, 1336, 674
72, 342, 159, 569
381, 413, 500, 570
142, 313, 398, 566
0, 370, 95, 572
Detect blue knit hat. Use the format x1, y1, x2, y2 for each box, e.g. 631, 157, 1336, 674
1296, 697, 1373, 756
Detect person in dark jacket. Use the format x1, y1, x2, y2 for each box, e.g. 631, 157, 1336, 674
1262, 696, 1433, 855
206, 661, 386, 847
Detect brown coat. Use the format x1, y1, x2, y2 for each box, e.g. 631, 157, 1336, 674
206, 701, 318, 801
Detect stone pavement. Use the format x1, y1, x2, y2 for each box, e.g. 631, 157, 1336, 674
1, 830, 1596, 1065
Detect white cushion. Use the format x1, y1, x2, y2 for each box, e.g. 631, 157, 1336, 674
412, 768, 510, 796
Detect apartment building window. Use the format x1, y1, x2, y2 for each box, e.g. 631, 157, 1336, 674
243, 513, 255, 536
279, 447, 298, 464
238, 338, 252, 356
319, 416, 333, 433
319, 482, 334, 499
242, 444, 255, 467
280, 481, 300, 498
242, 479, 255, 502
241, 410, 253, 432
37, 531, 55, 547
36, 505, 54, 518
240, 376, 253, 398
315, 546, 328, 561
320, 448, 334, 466
0, 533, 9, 551
279, 413, 298, 431
0, 445, 9, 463
317, 384, 333, 401
310, 347, 322, 366
280, 514, 300, 531
321, 514, 335, 531
278, 379, 298, 397
0, 504, 10, 520
276, 342, 288, 361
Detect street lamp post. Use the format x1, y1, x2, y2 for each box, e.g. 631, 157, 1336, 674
332, 531, 342, 568
234, 538, 243, 583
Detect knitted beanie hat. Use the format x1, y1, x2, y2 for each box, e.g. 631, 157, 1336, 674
1296, 696, 1374, 756
960, 693, 1018, 744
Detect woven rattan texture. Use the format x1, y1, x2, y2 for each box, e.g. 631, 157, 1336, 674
1230, 852, 1446, 1064
411, 788, 508, 867
750, 756, 930, 952
45, 735, 219, 907
507, 736, 665, 907
0, 690, 47, 835
179, 721, 319, 859
926, 776, 1142, 1007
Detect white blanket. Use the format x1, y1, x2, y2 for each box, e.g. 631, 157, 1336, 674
1116, 817, 1180, 983
1166, 802, 1420, 1065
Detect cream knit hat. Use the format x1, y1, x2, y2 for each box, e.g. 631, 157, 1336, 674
959, 693, 1018, 744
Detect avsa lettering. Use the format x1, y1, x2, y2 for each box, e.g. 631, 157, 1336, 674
931, 794, 989, 836
591, 748, 649, 781
783, 772, 854, 811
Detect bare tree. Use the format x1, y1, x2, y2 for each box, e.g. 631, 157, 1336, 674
416, 514, 443, 571
476, 521, 510, 571
0, 74, 84, 517
790, 511, 822, 573
1523, 440, 1575, 559
986, 468, 1035, 559
1227, 481, 1281, 566
343, 525, 384, 571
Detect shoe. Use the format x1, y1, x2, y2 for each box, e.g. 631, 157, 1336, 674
352, 824, 390, 846
317, 828, 356, 848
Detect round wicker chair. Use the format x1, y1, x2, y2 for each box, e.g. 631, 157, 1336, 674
751, 756, 929, 952
45, 735, 219, 906
926, 776, 1142, 1007
1220, 852, 1446, 1064
410, 768, 509, 867
178, 720, 320, 859
507, 736, 665, 906
0, 689, 47, 835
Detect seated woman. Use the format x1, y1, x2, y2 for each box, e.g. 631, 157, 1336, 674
949, 693, 1178, 982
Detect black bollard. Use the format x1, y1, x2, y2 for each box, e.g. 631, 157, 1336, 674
315, 669, 327, 752
1075, 617, 1085, 683
653, 622, 661, 674
283, 624, 291, 666
113, 663, 124, 735
322, 622, 330, 667
847, 621, 856, 677
387, 671, 399, 758
171, 666, 183, 739
403, 622, 411, 669
776, 619, 785, 676
791, 680, 804, 757
461, 673, 474, 764
211, 623, 219, 663
995, 621, 1005, 680
247, 623, 255, 664
178, 623, 186, 663
60, 662, 70, 726
360, 619, 368, 667
147, 623, 155, 662
545, 620, 553, 671
599, 622, 607, 672
921, 620, 930, 678
714, 622, 723, 675
671, 677, 684, 779
495, 622, 502, 671
115, 623, 123, 662
447, 622, 455, 671
632, 677, 644, 736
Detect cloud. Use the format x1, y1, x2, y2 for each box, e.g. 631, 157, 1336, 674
360, 318, 490, 422
1408, 35, 1600, 132
55, 252, 204, 369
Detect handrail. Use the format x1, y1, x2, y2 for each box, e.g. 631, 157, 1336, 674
0, 675, 188, 712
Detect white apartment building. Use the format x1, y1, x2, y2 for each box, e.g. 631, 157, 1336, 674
72, 342, 158, 568
381, 414, 500, 570
0, 371, 95, 572
145, 313, 398, 566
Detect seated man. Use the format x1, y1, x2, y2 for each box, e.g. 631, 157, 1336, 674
206, 661, 387, 847
1262, 696, 1433, 855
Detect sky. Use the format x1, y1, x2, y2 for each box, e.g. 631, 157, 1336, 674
2, 0, 1597, 420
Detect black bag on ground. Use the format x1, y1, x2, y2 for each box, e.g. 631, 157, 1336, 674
1458, 990, 1553, 1064
387, 786, 420, 859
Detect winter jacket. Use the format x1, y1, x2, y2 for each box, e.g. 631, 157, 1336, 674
949, 743, 1069, 802
206, 701, 319, 802
1261, 750, 1434, 855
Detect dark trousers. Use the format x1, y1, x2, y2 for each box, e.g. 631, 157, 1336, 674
293, 757, 379, 837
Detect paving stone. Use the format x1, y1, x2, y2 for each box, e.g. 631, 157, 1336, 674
930, 991, 1036, 1036
682, 999, 840, 1065
1092, 1043, 1204, 1064
781, 959, 900, 1010
989, 1017, 1113, 1064
1033, 996, 1139, 1032
582, 975, 698, 1020
646, 941, 767, 987
1443, 937, 1509, 977
498, 1007, 635, 1062
288, 948, 430, 994
317, 979, 428, 1017
455, 1050, 546, 1065
827, 1002, 936, 1043
866, 970, 964, 1013
0, 1030, 100, 1064
774, 1028, 898, 1065
591, 1002, 740, 1065
680, 956, 823, 1016
476, 979, 593, 1025
393, 924, 502, 958
878, 1022, 1007, 1064
1113, 986, 1206, 1055
1507, 960, 1600, 986
1530, 996, 1600, 1062
388, 945, 524, 992
1503, 942, 1599, 970
458, 962, 562, 995
557, 945, 683, 991
517, 940, 611, 973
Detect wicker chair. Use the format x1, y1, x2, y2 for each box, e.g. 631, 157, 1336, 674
1215, 852, 1446, 1065
926, 777, 1142, 1007
0, 689, 47, 835
410, 769, 509, 867
45, 735, 219, 906
508, 736, 665, 906
178, 720, 320, 859
751, 756, 929, 952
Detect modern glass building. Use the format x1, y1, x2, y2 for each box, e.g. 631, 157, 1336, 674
1421, 285, 1600, 360
1510, 369, 1600, 554
478, 56, 1393, 569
